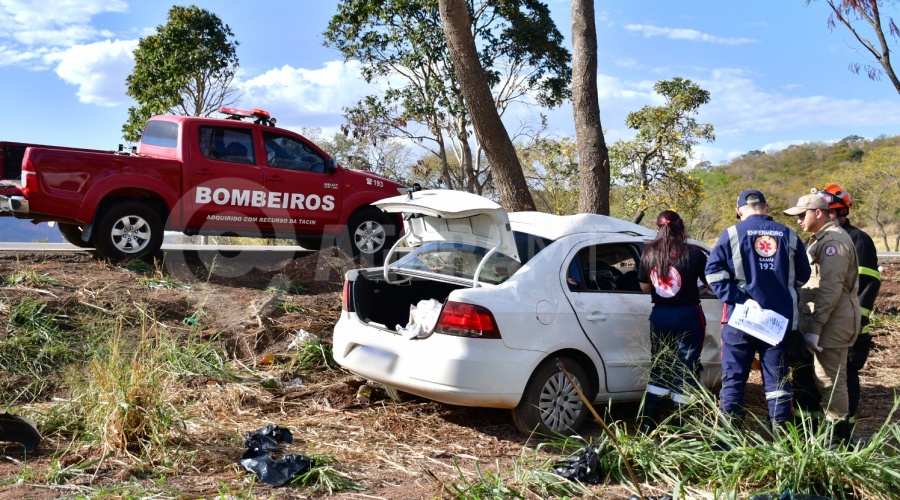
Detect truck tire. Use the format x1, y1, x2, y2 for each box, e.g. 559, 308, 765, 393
344, 208, 398, 266
58, 223, 92, 248
93, 201, 164, 261
512, 357, 591, 436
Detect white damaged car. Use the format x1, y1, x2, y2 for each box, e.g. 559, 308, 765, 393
333, 189, 722, 435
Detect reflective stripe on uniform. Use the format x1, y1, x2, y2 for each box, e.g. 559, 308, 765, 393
765, 389, 790, 400
646, 384, 670, 396
861, 306, 871, 318
727, 226, 746, 284
706, 270, 730, 284
795, 409, 821, 418
672, 392, 692, 405
859, 266, 881, 280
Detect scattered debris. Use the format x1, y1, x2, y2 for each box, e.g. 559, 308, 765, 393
395, 299, 442, 339
287, 329, 317, 350
240, 424, 314, 487
748, 490, 833, 500
552, 444, 604, 484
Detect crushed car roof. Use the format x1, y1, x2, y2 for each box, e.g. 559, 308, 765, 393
507, 211, 657, 241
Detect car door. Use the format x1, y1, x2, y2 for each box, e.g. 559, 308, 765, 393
187, 124, 266, 233
563, 241, 652, 393
261, 131, 342, 236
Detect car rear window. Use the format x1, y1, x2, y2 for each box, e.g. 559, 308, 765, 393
393, 231, 552, 285
141, 120, 178, 148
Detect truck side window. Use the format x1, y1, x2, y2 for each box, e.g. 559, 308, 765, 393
262, 132, 327, 173
199, 126, 255, 165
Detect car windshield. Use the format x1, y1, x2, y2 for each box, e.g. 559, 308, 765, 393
392, 231, 552, 284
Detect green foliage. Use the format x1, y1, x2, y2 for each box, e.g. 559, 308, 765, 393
1, 297, 84, 400
123, 5, 240, 142
290, 454, 364, 494
323, 0, 570, 195
520, 135, 580, 214
610, 78, 714, 221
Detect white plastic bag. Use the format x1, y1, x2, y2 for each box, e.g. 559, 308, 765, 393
395, 299, 443, 339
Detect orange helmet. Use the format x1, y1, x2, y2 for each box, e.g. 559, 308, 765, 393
819, 184, 852, 215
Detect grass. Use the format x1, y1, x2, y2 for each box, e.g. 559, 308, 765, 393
127, 259, 186, 290
0, 297, 86, 401
289, 454, 364, 494
2, 267, 60, 286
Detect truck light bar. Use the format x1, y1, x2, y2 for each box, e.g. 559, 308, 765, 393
218, 106, 276, 126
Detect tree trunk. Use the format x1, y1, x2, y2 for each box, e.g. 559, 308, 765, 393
438, 0, 535, 212
571, 0, 610, 215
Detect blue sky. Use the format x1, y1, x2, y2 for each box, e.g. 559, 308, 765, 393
2, 0, 900, 166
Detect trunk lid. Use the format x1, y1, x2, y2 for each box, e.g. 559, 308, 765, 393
374, 189, 520, 262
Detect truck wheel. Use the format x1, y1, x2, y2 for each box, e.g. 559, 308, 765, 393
58, 223, 92, 248
93, 201, 164, 261
344, 208, 398, 265
512, 357, 591, 436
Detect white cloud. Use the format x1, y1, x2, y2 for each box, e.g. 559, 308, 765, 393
625, 24, 757, 45
697, 68, 900, 136
238, 60, 379, 128
0, 0, 128, 64
51, 39, 136, 106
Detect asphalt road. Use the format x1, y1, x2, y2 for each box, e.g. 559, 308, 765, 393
0, 242, 316, 274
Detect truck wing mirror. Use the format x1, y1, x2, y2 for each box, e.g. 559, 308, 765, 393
325, 158, 337, 174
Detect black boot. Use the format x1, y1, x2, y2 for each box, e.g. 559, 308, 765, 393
638, 393, 663, 434
826, 419, 851, 449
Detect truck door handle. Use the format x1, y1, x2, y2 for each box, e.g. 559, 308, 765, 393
586, 313, 607, 322
196, 169, 213, 177
268, 175, 283, 182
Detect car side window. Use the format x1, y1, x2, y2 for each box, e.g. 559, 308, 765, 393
199, 126, 255, 165
262, 132, 327, 173
566, 244, 642, 293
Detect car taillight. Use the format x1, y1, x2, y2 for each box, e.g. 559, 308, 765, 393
435, 301, 500, 339
22, 157, 37, 194
342, 279, 353, 312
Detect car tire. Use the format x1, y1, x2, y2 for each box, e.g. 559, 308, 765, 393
343, 208, 398, 266
93, 200, 164, 261
384, 385, 418, 403
58, 223, 92, 248
512, 357, 591, 436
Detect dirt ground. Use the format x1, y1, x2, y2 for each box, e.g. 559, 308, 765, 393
0, 248, 898, 499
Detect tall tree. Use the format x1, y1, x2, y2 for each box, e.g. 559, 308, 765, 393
324, 0, 569, 199
808, 0, 900, 95
123, 5, 240, 142
610, 78, 715, 223
438, 0, 535, 210
571, 0, 611, 215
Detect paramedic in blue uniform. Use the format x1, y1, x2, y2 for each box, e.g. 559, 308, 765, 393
705, 190, 811, 432
636, 210, 708, 433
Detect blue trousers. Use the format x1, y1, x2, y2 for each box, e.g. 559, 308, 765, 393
646, 303, 706, 405
719, 324, 792, 423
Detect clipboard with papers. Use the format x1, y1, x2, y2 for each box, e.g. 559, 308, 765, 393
727, 303, 789, 346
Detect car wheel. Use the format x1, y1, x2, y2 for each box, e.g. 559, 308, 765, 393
93, 201, 164, 261
58, 223, 92, 248
512, 357, 591, 436
344, 208, 398, 265
384, 385, 418, 403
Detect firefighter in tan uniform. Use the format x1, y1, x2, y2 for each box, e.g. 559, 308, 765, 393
784, 192, 860, 445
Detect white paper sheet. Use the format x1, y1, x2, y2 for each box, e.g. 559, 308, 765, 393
727, 303, 788, 346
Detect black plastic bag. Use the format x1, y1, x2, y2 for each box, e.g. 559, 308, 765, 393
239, 424, 314, 487
0, 411, 41, 452
552, 445, 603, 484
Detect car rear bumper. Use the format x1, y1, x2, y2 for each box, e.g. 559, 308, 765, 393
333, 312, 541, 409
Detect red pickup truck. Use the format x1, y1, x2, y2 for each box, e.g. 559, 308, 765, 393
0, 108, 405, 262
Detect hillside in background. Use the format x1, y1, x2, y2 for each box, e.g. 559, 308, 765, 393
1, 133, 897, 247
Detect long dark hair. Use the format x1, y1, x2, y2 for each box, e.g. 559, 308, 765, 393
641, 210, 688, 276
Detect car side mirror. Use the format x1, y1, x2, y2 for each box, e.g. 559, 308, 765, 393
325, 158, 337, 173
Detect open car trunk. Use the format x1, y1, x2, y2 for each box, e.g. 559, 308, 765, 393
349, 269, 465, 330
